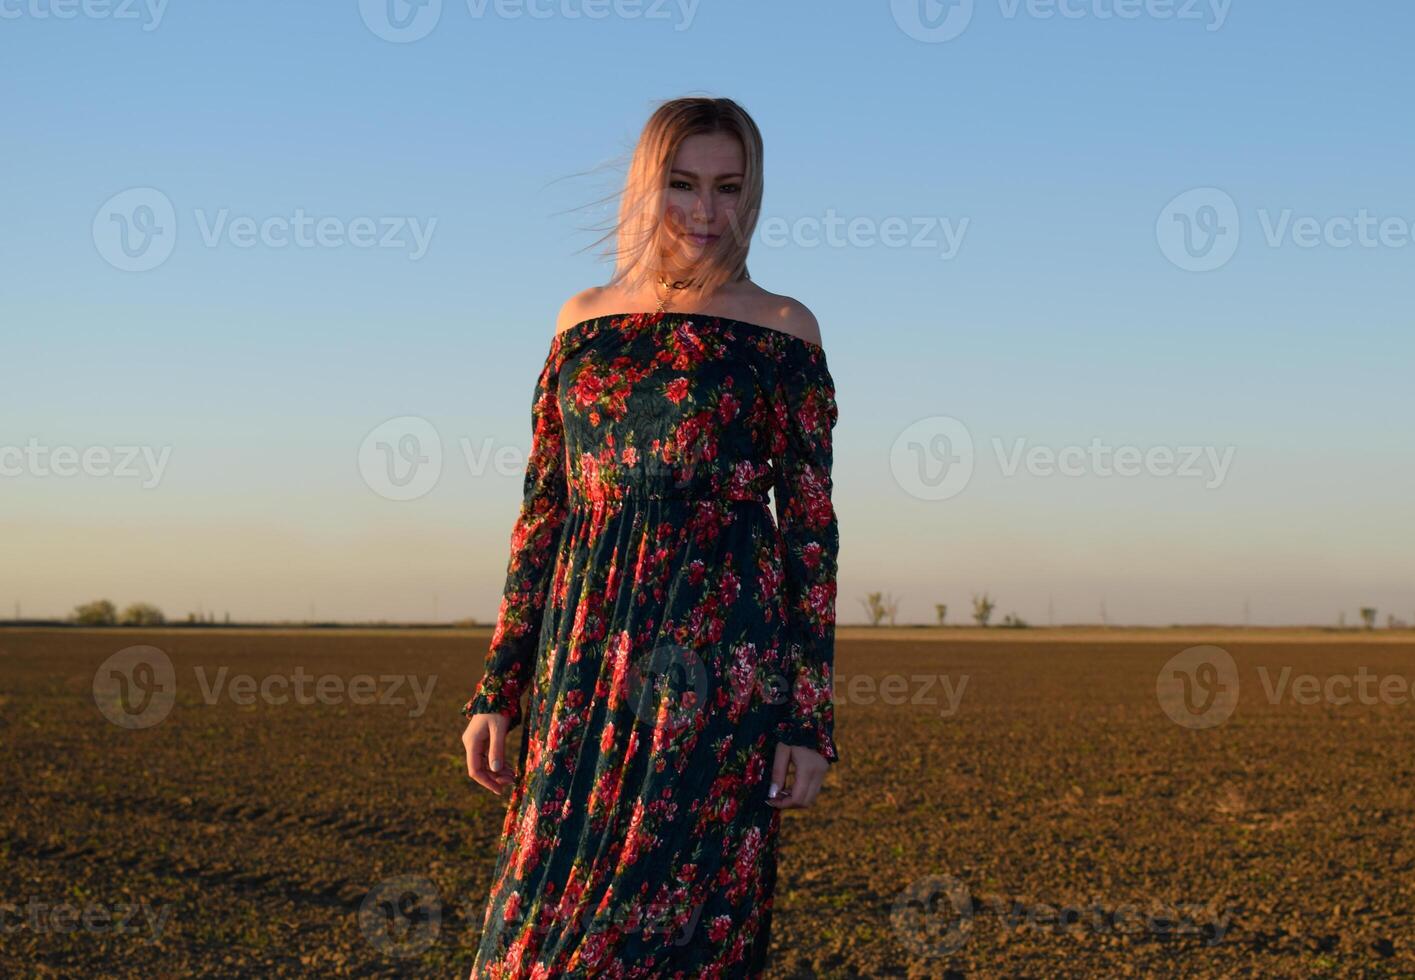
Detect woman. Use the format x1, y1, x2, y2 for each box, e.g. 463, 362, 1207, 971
460, 96, 840, 978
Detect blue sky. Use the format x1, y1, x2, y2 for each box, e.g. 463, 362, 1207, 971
3, 1, 1412, 625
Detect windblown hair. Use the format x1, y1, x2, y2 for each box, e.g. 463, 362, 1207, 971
603, 96, 764, 304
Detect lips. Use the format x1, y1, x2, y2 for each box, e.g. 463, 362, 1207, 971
686, 233, 718, 245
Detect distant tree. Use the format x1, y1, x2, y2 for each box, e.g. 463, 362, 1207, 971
935, 603, 948, 626
1000, 612, 1030, 628
120, 602, 165, 626
72, 599, 117, 626
860, 592, 891, 627
861, 592, 900, 627
971, 592, 996, 628
1360, 607, 1377, 630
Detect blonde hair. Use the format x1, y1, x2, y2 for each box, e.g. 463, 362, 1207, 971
600, 96, 764, 304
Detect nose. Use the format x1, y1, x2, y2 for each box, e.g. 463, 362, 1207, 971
692, 191, 713, 224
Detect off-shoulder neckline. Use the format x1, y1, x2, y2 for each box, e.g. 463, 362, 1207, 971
556, 311, 825, 354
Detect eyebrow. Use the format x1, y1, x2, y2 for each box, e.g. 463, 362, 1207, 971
670, 169, 744, 180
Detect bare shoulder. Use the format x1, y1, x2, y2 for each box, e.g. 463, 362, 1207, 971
555, 286, 607, 336
748, 290, 823, 349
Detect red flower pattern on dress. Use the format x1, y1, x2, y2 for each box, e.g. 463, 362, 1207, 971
464, 312, 839, 976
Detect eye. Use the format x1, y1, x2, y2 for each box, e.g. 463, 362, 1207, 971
669, 179, 692, 191
719, 184, 741, 194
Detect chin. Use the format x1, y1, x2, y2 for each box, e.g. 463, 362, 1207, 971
671, 243, 709, 263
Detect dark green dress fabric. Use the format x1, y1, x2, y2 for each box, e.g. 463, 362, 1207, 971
463, 310, 839, 978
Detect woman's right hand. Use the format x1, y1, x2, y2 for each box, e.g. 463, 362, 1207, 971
463, 713, 518, 796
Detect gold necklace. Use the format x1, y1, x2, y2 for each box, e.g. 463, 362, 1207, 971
653, 272, 696, 315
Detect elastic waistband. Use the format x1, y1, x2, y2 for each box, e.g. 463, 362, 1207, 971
567, 465, 776, 509
566, 485, 770, 508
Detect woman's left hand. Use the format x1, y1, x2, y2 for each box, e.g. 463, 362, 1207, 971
767, 742, 828, 809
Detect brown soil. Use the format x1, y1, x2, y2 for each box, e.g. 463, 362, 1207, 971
1, 627, 1410, 977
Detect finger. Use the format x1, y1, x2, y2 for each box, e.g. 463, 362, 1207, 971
466, 722, 499, 793
465, 720, 486, 780
768, 742, 792, 805
467, 718, 515, 795
486, 718, 516, 785
769, 749, 802, 808
798, 767, 822, 808
781, 764, 808, 809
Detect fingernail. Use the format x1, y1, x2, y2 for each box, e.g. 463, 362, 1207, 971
768, 782, 778, 799
491, 760, 502, 772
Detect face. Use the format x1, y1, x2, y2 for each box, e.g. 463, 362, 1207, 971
661, 131, 745, 267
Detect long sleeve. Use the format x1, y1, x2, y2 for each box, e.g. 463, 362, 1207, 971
770, 342, 841, 764
462, 336, 570, 731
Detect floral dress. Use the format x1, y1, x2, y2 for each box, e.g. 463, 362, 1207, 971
463, 310, 840, 979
